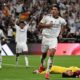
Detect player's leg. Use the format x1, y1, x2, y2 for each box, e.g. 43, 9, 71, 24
38, 45, 48, 73
23, 51, 29, 67
33, 44, 48, 74
45, 38, 57, 79
23, 44, 29, 67
16, 53, 20, 66
16, 43, 22, 66
36, 52, 47, 73
0, 51, 2, 68
41, 52, 47, 67
45, 48, 56, 79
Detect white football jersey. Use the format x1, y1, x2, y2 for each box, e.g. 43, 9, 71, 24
40, 15, 67, 38
0, 29, 5, 50
15, 24, 29, 43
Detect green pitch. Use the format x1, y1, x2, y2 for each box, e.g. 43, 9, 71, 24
0, 55, 80, 80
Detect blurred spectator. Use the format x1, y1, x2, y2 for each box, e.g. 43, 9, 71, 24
7, 26, 13, 38
14, 1, 24, 17
0, 0, 80, 43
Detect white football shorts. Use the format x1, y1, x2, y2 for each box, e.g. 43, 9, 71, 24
41, 36, 58, 53
16, 43, 28, 53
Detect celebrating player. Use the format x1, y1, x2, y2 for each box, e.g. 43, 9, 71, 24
34, 4, 67, 80
14, 21, 29, 67
0, 29, 6, 68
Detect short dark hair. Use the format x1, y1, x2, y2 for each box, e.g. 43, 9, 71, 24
62, 73, 76, 78
19, 21, 25, 24
51, 4, 60, 11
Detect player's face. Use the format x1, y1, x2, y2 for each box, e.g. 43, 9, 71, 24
65, 70, 74, 76
51, 7, 59, 17
19, 23, 25, 29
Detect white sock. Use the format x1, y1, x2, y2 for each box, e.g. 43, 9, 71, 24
0, 54, 2, 66
16, 56, 19, 66
46, 57, 53, 73
25, 56, 29, 67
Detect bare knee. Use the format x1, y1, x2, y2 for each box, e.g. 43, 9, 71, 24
23, 51, 28, 55
48, 49, 56, 57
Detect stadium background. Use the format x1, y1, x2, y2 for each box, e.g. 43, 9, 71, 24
0, 0, 80, 56
0, 0, 80, 80
2, 43, 80, 56
0, 0, 80, 44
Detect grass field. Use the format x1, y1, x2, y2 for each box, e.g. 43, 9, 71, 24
0, 55, 80, 80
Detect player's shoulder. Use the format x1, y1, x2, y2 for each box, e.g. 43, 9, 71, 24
43, 14, 52, 19
58, 16, 65, 21
15, 24, 20, 29
58, 16, 66, 25
40, 14, 52, 23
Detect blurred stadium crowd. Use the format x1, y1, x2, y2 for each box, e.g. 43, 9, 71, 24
0, 0, 80, 43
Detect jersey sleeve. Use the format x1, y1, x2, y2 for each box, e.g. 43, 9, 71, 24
40, 16, 49, 24
60, 18, 67, 26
